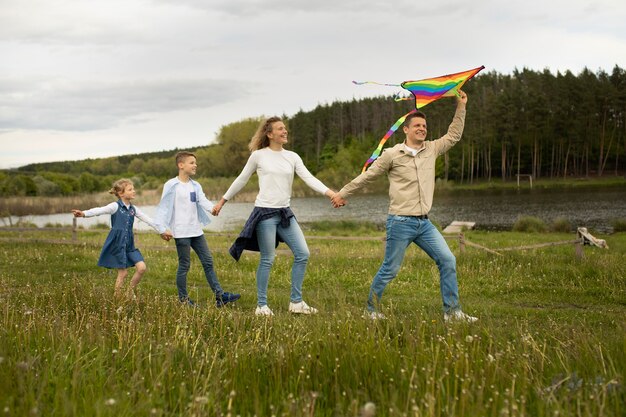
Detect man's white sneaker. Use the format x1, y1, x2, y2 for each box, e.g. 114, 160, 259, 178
255, 305, 274, 316
363, 310, 386, 320
288, 301, 318, 315
444, 310, 478, 323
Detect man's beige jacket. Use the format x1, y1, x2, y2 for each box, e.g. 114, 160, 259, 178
338, 105, 466, 216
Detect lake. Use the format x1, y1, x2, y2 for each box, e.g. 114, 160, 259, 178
3, 186, 625, 233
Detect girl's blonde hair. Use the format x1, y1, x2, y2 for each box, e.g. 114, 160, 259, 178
248, 116, 283, 152
109, 178, 133, 198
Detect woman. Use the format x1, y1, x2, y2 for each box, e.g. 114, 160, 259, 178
212, 117, 335, 316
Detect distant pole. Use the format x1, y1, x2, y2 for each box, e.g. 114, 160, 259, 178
459, 233, 466, 254
516, 174, 532, 188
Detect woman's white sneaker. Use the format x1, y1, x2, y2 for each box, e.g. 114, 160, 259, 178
255, 305, 274, 316
444, 310, 478, 323
288, 301, 318, 315
363, 310, 386, 320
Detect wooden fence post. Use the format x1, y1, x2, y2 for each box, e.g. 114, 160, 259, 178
575, 239, 583, 259
459, 233, 465, 254
72, 217, 77, 242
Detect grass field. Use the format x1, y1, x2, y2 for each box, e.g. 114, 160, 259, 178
0, 226, 624, 416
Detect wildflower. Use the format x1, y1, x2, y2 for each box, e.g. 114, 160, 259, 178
105, 399, 116, 406
362, 402, 376, 417
194, 396, 209, 404
487, 354, 495, 363
465, 335, 474, 343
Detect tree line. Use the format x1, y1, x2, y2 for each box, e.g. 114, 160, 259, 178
2, 66, 624, 197
288, 66, 626, 183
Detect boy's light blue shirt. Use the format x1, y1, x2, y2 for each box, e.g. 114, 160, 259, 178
154, 177, 214, 234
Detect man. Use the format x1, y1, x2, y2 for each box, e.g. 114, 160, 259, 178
331, 90, 477, 322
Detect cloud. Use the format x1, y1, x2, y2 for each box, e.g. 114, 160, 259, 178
0, 0, 192, 45
154, 0, 418, 14
0, 77, 247, 131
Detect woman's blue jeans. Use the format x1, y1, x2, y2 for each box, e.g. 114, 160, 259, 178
368, 215, 461, 314
256, 215, 310, 307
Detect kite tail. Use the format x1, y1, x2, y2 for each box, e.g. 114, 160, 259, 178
353, 80, 409, 103
361, 109, 417, 173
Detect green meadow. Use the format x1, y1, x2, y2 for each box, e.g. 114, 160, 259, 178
0, 226, 624, 416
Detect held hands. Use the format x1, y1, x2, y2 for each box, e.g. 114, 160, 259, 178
331, 193, 347, 208
71, 209, 85, 217
325, 189, 345, 208
211, 198, 227, 216
160, 231, 173, 241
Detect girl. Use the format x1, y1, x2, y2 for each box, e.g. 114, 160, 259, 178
212, 117, 336, 316
72, 178, 170, 298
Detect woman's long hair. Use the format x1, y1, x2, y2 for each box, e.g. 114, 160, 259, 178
248, 116, 282, 152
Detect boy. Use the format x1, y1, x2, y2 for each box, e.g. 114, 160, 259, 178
155, 151, 240, 307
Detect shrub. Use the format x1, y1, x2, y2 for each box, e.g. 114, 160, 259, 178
612, 218, 626, 232
512, 216, 547, 233
550, 217, 572, 233
34, 176, 61, 196
300, 220, 384, 235
14, 219, 38, 228
44, 222, 66, 228
0, 175, 37, 196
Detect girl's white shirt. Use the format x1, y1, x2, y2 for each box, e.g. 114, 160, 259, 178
83, 202, 159, 232
223, 148, 329, 208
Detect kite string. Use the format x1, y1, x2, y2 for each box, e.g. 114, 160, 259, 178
352, 80, 401, 87
361, 109, 417, 173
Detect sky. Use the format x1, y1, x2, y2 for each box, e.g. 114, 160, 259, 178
1, 0, 625, 169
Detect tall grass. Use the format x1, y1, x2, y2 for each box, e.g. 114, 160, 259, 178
0, 229, 624, 416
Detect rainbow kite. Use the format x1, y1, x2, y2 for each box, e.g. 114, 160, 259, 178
355, 65, 484, 172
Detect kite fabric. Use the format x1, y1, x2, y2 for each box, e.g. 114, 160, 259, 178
356, 65, 485, 172
401, 65, 485, 109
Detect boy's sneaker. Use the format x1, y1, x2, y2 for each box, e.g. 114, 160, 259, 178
180, 298, 196, 307
444, 310, 478, 323
288, 301, 318, 315
363, 310, 386, 320
216, 292, 241, 308
255, 305, 274, 316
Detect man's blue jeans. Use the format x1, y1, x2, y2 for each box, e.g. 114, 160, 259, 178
174, 235, 223, 301
256, 215, 310, 307
367, 215, 461, 314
